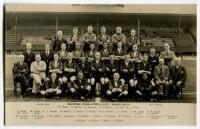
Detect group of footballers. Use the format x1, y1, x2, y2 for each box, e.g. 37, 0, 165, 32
13, 25, 187, 102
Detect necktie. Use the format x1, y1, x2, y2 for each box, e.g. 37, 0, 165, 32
160, 66, 163, 78
55, 61, 57, 68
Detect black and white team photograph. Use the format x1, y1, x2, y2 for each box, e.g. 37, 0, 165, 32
4, 4, 196, 103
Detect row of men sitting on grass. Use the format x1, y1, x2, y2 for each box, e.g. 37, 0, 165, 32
13, 42, 186, 101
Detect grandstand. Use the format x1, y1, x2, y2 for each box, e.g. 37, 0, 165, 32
4, 13, 196, 56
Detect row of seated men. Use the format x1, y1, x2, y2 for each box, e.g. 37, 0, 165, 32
13, 40, 187, 101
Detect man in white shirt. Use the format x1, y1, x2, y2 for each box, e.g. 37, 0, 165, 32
30, 54, 47, 97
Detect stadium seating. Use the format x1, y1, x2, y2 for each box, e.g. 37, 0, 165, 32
141, 37, 175, 47
21, 36, 52, 45
190, 27, 196, 42
5, 25, 196, 54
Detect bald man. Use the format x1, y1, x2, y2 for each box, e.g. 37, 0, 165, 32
52, 30, 67, 52
169, 57, 187, 98
41, 43, 53, 75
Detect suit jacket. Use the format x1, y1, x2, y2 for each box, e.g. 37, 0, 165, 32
154, 64, 169, 81
52, 38, 67, 52
13, 62, 29, 78
147, 54, 159, 71
170, 65, 186, 83
23, 51, 35, 69
40, 51, 53, 65
45, 79, 61, 89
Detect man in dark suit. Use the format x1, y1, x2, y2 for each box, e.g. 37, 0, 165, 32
22, 42, 35, 90
169, 57, 187, 98
13, 54, 29, 97
147, 48, 159, 77
154, 58, 170, 98
76, 57, 90, 79
52, 30, 67, 52
70, 71, 91, 100
23, 42, 35, 73
41, 43, 53, 75
40, 72, 62, 99
90, 52, 105, 96
106, 73, 128, 101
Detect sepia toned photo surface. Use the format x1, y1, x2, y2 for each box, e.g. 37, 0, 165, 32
4, 4, 197, 125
